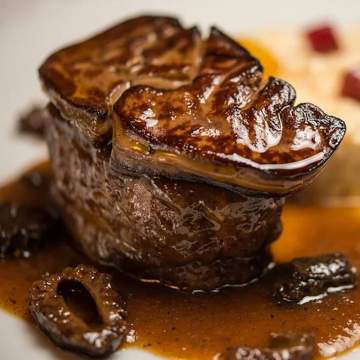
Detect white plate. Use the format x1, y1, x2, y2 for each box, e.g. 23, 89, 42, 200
1, 0, 360, 358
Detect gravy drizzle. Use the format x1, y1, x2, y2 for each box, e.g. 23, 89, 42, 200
1, 161, 360, 359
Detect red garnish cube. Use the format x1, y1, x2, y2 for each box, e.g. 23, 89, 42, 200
341, 69, 360, 101
306, 25, 339, 53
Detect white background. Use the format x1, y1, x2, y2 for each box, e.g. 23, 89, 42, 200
0, 0, 360, 359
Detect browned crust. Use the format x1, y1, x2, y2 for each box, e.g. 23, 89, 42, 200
39, 15, 346, 194
39, 15, 184, 140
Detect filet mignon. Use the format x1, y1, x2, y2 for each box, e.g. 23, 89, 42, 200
47, 105, 281, 290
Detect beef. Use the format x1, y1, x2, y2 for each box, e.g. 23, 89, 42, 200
39, 15, 346, 290
46, 106, 281, 290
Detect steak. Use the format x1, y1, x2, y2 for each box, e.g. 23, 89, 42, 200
46, 105, 280, 290
39, 15, 345, 291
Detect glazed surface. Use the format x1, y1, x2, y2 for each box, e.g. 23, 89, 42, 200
248, 29, 360, 203
1, 163, 360, 359
39, 15, 346, 194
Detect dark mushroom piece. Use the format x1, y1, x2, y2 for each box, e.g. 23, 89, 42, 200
0, 202, 57, 258
17, 105, 48, 138
29, 265, 127, 357
20, 170, 48, 190
219, 332, 315, 360
272, 253, 357, 304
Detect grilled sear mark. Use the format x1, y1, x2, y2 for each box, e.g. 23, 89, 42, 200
272, 253, 357, 304
28, 265, 127, 357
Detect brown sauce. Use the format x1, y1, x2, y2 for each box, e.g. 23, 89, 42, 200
1, 162, 360, 359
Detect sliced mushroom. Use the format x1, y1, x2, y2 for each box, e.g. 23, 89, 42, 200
0, 202, 57, 258
20, 170, 48, 190
28, 265, 127, 357
218, 332, 315, 360
272, 253, 357, 304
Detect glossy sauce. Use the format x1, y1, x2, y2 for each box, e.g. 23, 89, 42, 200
1, 162, 360, 359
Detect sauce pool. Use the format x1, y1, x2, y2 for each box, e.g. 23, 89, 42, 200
0, 162, 360, 359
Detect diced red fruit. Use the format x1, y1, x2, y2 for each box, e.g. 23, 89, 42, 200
341, 69, 360, 101
306, 25, 339, 53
